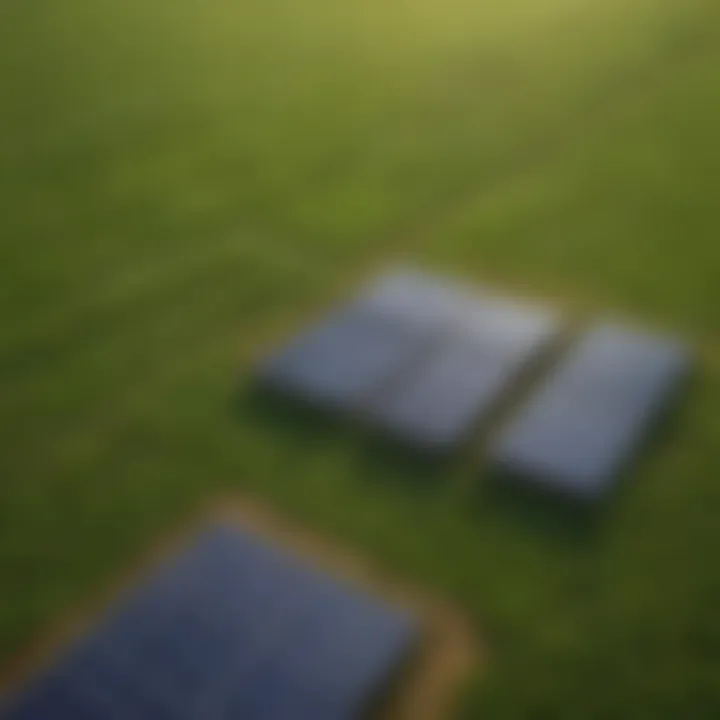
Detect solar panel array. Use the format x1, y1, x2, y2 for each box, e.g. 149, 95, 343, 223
258, 267, 692, 500
1, 269, 695, 720
4, 526, 417, 720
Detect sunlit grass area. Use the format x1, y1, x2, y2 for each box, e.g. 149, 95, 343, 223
1, 0, 719, 715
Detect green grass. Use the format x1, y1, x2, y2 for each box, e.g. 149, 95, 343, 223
2, 0, 720, 716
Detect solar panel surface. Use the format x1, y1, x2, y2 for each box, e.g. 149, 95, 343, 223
4, 526, 417, 720
488, 323, 691, 500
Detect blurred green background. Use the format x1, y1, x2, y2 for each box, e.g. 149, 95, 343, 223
1, 0, 719, 716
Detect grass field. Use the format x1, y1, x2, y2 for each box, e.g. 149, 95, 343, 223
2, 0, 720, 716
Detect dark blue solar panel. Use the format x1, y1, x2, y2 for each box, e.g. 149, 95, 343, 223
256, 269, 468, 414
367, 294, 562, 451
218, 581, 414, 719
4, 526, 417, 720
488, 323, 692, 501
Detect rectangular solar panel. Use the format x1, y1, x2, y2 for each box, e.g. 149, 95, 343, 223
366, 294, 563, 452
488, 323, 692, 501
4, 526, 418, 720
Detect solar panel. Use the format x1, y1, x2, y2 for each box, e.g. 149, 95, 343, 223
4, 526, 418, 720
488, 323, 692, 501
366, 294, 562, 452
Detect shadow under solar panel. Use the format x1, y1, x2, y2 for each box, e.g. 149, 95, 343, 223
488, 323, 692, 502
4, 526, 418, 720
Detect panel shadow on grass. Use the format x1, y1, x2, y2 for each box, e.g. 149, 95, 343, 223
234, 381, 355, 452
354, 430, 453, 497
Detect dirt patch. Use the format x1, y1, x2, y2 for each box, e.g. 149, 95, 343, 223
1, 493, 480, 718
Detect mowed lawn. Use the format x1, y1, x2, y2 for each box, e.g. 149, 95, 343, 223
1, 0, 720, 716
